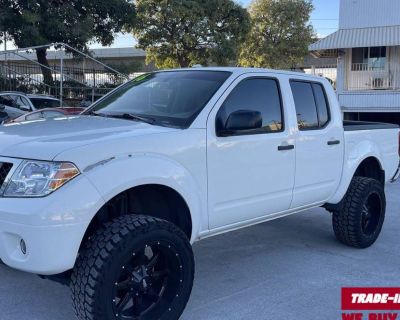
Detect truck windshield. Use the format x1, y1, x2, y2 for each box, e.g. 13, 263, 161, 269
87, 71, 231, 128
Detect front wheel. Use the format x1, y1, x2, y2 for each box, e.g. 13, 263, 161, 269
71, 215, 194, 320
332, 177, 386, 248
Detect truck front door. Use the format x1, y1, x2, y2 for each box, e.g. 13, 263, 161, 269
207, 75, 296, 229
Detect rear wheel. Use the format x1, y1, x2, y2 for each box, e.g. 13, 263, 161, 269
332, 177, 385, 248
71, 215, 194, 320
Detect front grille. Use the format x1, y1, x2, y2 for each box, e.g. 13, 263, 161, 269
0, 162, 13, 188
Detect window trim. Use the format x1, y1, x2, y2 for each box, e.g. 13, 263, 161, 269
289, 79, 331, 132
215, 76, 285, 137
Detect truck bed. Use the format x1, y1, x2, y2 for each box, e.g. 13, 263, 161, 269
343, 120, 399, 131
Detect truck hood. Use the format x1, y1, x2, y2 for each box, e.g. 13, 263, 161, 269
0, 116, 177, 160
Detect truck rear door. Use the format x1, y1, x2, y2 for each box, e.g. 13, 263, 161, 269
290, 79, 344, 208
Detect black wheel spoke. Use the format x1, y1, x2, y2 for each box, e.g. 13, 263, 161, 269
117, 291, 133, 312
133, 295, 143, 317
152, 269, 169, 281
116, 278, 131, 290
147, 253, 160, 270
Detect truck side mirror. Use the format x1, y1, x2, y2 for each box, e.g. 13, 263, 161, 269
218, 110, 263, 137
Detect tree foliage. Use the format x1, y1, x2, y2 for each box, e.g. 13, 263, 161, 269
239, 0, 315, 69
0, 0, 136, 85
134, 0, 250, 68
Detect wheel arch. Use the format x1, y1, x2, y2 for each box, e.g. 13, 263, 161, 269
71, 155, 205, 266
79, 183, 195, 254
327, 155, 385, 206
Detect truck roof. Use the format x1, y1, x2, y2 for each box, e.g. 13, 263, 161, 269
160, 67, 324, 81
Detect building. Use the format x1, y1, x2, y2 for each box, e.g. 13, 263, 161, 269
0, 46, 152, 101
309, 0, 400, 123
0, 47, 152, 74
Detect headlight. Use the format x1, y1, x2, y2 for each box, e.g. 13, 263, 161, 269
3, 160, 80, 197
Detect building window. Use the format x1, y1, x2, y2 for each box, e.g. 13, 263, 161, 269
352, 47, 386, 70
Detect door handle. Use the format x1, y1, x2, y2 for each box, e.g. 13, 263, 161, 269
327, 140, 341, 146
278, 144, 295, 151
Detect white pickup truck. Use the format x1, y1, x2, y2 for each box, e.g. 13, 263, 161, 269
0, 68, 398, 320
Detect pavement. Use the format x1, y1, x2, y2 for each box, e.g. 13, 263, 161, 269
0, 182, 399, 320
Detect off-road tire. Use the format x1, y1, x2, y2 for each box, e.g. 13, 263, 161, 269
332, 177, 385, 248
71, 215, 194, 320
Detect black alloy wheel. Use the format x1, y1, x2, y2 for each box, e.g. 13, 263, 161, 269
71, 215, 194, 320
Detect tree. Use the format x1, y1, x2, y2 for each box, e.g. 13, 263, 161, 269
134, 0, 250, 68
0, 0, 136, 86
239, 0, 315, 69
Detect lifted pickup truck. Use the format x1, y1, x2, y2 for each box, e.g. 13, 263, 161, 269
0, 68, 398, 320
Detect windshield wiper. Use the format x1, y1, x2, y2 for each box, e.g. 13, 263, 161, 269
87, 111, 156, 125
116, 113, 156, 125
87, 110, 109, 117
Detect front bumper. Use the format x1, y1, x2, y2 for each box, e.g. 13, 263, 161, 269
0, 219, 88, 275
0, 161, 105, 275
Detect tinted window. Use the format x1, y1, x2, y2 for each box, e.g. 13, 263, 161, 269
0, 95, 16, 107
312, 83, 330, 127
90, 71, 231, 129
216, 78, 283, 135
30, 98, 60, 109
291, 81, 330, 130
290, 81, 319, 130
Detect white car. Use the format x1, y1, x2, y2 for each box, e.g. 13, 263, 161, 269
0, 68, 398, 320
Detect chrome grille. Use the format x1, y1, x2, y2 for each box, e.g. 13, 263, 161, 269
0, 162, 13, 188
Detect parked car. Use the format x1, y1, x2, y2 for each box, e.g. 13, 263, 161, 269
0, 68, 398, 320
0, 92, 84, 121
6, 108, 71, 123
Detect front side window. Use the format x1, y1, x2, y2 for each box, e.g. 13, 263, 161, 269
30, 98, 60, 110
290, 80, 330, 130
89, 71, 231, 129
216, 78, 283, 136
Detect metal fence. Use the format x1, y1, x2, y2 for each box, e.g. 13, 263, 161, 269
348, 62, 400, 91
0, 43, 130, 106
304, 64, 338, 89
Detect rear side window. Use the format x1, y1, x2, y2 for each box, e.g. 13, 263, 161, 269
312, 83, 330, 127
216, 78, 283, 135
290, 80, 330, 130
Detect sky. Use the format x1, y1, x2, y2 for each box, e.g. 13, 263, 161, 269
5, 0, 340, 50
100, 0, 340, 49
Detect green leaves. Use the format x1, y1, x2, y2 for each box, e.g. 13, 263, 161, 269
134, 0, 250, 68
0, 0, 316, 72
0, 0, 136, 50
239, 0, 315, 69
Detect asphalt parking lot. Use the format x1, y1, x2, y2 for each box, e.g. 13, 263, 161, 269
0, 181, 399, 320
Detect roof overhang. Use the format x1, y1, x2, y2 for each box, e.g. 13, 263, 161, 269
309, 25, 400, 51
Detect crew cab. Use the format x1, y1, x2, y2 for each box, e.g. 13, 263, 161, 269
0, 68, 398, 320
